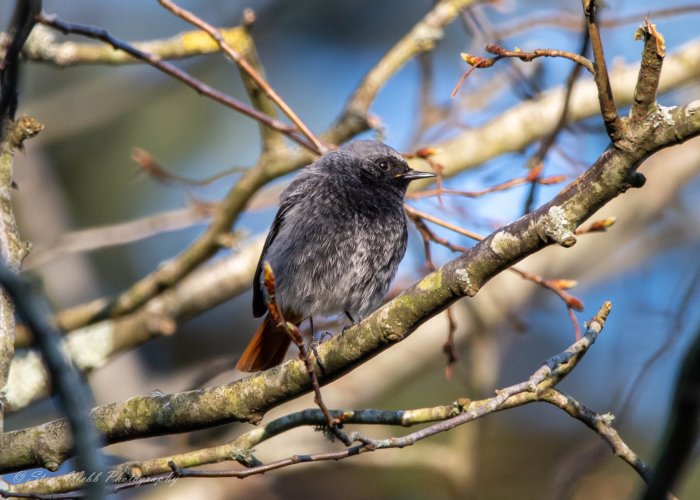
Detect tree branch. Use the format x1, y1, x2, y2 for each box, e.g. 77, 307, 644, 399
0, 117, 41, 429
36, 13, 316, 152
4, 236, 264, 411
581, 0, 624, 141
158, 0, 326, 154
0, 262, 105, 498
0, 0, 41, 132
35, 0, 481, 335
6, 303, 636, 497
2, 92, 698, 472
5, 37, 700, 416
18, 24, 252, 66
630, 19, 666, 123
334, 0, 481, 139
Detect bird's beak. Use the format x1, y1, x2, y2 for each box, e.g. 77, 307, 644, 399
396, 169, 436, 181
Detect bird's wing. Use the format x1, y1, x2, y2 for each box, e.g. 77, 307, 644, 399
252, 198, 296, 317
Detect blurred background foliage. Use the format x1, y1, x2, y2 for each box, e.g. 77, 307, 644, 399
2, 0, 700, 498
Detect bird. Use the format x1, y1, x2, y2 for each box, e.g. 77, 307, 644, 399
235, 140, 435, 372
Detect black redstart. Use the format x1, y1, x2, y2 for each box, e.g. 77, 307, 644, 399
236, 140, 435, 371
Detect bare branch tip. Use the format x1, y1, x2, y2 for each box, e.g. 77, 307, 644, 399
241, 8, 256, 28
594, 301, 612, 325
636, 18, 666, 57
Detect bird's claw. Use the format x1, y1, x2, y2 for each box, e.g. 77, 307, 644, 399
310, 342, 327, 376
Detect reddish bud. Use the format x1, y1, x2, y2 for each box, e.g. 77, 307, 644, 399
549, 279, 578, 290
485, 44, 506, 56
565, 294, 585, 311
589, 217, 617, 232
525, 162, 543, 181
415, 147, 439, 158
539, 175, 568, 185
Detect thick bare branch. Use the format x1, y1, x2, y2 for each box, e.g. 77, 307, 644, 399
5, 236, 264, 411
19, 24, 250, 66
0, 117, 41, 429
6, 303, 628, 496
334, 0, 482, 140
6, 39, 700, 416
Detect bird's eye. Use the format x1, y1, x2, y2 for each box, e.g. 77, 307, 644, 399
377, 159, 390, 171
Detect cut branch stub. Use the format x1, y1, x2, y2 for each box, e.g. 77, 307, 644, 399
631, 19, 666, 123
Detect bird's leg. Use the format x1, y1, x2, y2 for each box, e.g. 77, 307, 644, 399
310, 316, 334, 343
310, 316, 319, 342
342, 310, 361, 333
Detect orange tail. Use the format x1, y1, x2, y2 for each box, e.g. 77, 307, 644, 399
236, 314, 294, 372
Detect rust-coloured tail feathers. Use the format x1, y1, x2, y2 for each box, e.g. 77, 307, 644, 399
236, 314, 294, 372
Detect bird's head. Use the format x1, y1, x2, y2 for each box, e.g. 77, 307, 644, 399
330, 140, 435, 192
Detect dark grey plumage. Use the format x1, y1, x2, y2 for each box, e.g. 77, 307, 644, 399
254, 140, 431, 320
238, 140, 434, 371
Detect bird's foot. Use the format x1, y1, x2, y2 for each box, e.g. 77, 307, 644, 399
312, 329, 334, 344
341, 313, 362, 334
309, 341, 328, 376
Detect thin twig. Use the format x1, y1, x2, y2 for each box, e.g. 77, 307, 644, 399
453, 42, 594, 95
509, 268, 584, 312
261, 262, 351, 445
158, 0, 326, 154
460, 6, 540, 100
408, 174, 567, 201
404, 204, 483, 241
523, 23, 590, 214
494, 5, 700, 39
540, 389, 656, 487
132, 147, 246, 187
582, 0, 624, 141
470, 43, 595, 74
37, 13, 317, 152
408, 207, 586, 321
24, 204, 218, 270
0, 0, 41, 135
